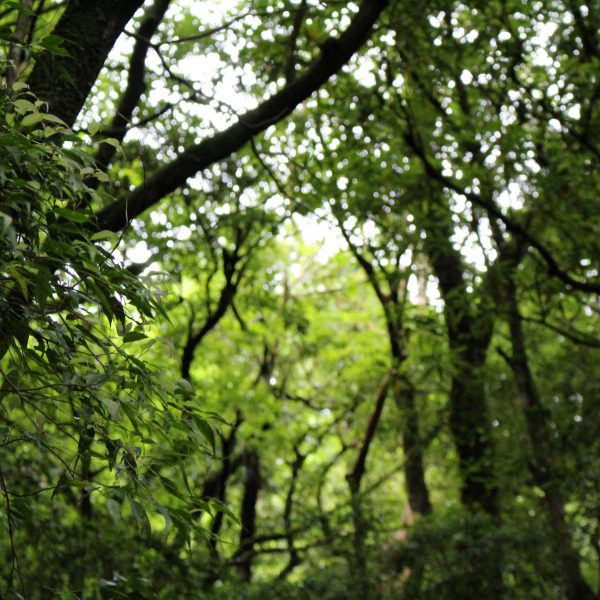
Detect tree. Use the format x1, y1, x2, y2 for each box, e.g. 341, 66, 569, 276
1, 0, 600, 598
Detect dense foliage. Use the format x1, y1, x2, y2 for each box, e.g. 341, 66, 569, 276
1, 0, 599, 598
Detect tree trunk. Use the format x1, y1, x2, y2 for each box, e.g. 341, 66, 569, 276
419, 197, 502, 598
502, 276, 596, 600
5, 0, 33, 88
346, 374, 390, 595
391, 371, 432, 516
237, 449, 261, 583
421, 199, 498, 515
27, 0, 145, 128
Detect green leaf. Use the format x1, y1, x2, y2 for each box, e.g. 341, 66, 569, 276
94, 170, 110, 183
106, 498, 121, 524
8, 267, 29, 300
156, 504, 172, 538
21, 112, 43, 128
123, 331, 148, 343
54, 206, 90, 223
176, 378, 194, 394
90, 229, 117, 242
40, 34, 71, 57
13, 99, 36, 113
103, 137, 121, 149
84, 371, 108, 386
41, 113, 67, 126
194, 415, 216, 454
158, 476, 186, 501
129, 499, 151, 537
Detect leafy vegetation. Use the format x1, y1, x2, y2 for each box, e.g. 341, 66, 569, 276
1, 0, 599, 598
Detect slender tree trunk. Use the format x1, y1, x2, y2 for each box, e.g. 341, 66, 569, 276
385, 305, 432, 517
418, 197, 502, 598
346, 374, 390, 596
237, 449, 261, 583
391, 369, 432, 516
502, 277, 596, 600
339, 220, 432, 519
201, 413, 243, 588
278, 447, 305, 579
421, 200, 498, 516
5, 0, 32, 88
447, 352, 498, 514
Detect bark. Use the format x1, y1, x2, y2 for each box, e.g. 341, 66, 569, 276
336, 220, 432, 517
93, 0, 390, 232
421, 198, 498, 516
502, 276, 596, 600
277, 447, 305, 579
346, 374, 390, 592
26, 0, 145, 128
236, 449, 262, 583
419, 196, 502, 599
5, 0, 33, 89
392, 374, 431, 516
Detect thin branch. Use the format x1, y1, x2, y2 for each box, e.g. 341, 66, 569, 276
0, 466, 23, 597
404, 126, 600, 295
284, 0, 308, 83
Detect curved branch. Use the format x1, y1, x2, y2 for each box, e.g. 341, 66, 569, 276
346, 373, 390, 494
93, 0, 390, 231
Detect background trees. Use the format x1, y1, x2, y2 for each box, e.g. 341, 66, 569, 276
1, 0, 599, 598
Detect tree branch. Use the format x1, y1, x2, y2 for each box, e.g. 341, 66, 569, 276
95, 0, 172, 170
93, 0, 389, 231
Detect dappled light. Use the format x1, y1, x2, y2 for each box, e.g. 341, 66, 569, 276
1, 1, 599, 598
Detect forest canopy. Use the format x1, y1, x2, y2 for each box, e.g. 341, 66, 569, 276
0, 0, 599, 598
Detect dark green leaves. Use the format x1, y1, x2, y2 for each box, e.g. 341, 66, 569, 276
39, 34, 71, 57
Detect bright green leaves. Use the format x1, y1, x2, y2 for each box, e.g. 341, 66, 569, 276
10, 90, 69, 135
0, 84, 221, 572
122, 330, 148, 344
53, 206, 90, 223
